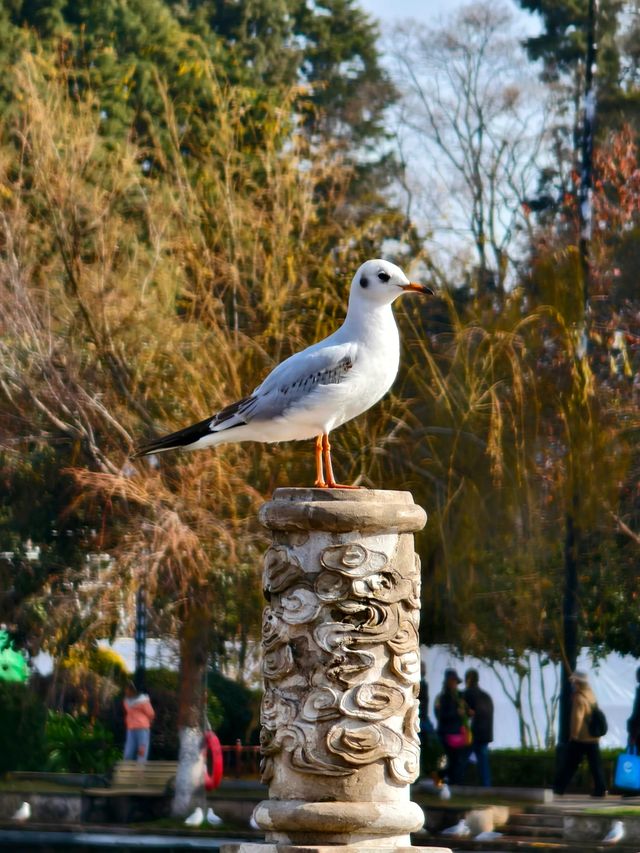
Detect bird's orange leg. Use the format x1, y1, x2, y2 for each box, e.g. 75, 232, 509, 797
314, 435, 327, 487
322, 433, 360, 489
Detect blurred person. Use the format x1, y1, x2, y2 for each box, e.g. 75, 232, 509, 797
419, 661, 437, 775
553, 671, 606, 797
461, 668, 494, 786
626, 666, 640, 749
419, 662, 435, 738
123, 681, 155, 762
435, 669, 470, 785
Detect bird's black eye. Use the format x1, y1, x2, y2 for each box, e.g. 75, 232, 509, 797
360, 276, 369, 288
378, 271, 391, 282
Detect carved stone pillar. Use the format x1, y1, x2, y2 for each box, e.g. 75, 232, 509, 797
250, 488, 443, 852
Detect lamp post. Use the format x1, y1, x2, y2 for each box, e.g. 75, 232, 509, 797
558, 0, 598, 747
134, 584, 147, 691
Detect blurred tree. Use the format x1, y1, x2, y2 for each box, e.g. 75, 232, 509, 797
0, 0, 396, 175
0, 49, 407, 812
390, 1, 549, 297
515, 0, 640, 220
0, 447, 110, 653
372, 123, 640, 746
517, 0, 623, 107
516, 122, 640, 667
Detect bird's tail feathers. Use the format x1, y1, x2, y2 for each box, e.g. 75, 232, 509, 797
132, 415, 217, 458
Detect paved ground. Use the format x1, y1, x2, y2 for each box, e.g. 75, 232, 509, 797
4, 783, 640, 850
416, 792, 640, 852
541, 793, 640, 810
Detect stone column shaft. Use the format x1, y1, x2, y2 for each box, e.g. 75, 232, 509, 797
253, 488, 435, 851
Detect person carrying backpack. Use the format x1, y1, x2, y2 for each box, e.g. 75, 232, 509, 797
553, 670, 607, 797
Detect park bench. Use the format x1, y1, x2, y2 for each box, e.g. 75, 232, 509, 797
82, 760, 177, 822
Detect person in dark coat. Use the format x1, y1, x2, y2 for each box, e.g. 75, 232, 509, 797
627, 666, 640, 749
461, 668, 494, 786
418, 662, 436, 775
434, 668, 469, 785
419, 662, 435, 736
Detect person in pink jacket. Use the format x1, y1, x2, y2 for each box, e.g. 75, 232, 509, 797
123, 682, 155, 762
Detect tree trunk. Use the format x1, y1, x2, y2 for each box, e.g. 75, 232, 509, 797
171, 602, 210, 818
559, 509, 579, 744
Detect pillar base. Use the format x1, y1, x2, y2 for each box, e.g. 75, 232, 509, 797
253, 799, 424, 847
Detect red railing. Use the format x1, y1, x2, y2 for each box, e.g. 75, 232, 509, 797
221, 740, 261, 778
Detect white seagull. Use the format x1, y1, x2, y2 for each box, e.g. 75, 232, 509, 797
440, 819, 471, 838
12, 801, 31, 821
184, 806, 204, 826
206, 806, 223, 826
438, 783, 451, 800
133, 259, 433, 487
603, 820, 625, 845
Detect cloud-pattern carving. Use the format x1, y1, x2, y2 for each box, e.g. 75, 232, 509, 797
258, 539, 421, 786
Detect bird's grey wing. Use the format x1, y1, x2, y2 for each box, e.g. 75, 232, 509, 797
238, 343, 357, 423
208, 394, 261, 432
133, 344, 357, 455
201, 345, 356, 434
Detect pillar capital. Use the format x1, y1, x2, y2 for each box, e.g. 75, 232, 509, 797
259, 488, 427, 536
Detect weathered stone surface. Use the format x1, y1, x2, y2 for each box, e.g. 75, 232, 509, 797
222, 845, 446, 853
259, 488, 427, 535
254, 488, 435, 850
254, 800, 425, 834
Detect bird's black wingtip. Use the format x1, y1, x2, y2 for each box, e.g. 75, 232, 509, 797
130, 439, 171, 459
131, 439, 162, 459
131, 414, 217, 460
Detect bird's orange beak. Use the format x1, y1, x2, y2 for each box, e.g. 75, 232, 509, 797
401, 282, 434, 295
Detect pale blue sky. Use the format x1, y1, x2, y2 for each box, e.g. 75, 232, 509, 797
357, 0, 544, 278
361, 0, 464, 22
360, 0, 539, 33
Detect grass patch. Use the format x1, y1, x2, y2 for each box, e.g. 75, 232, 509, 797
585, 807, 640, 817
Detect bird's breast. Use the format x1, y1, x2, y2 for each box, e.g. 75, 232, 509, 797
357, 335, 400, 395
326, 331, 400, 429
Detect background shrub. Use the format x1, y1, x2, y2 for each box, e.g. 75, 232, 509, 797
89, 648, 129, 685
458, 748, 621, 792
35, 664, 120, 719
0, 666, 256, 774
207, 669, 259, 744
45, 711, 120, 773
0, 682, 47, 774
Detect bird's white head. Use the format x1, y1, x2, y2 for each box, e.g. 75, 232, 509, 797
349, 259, 433, 307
